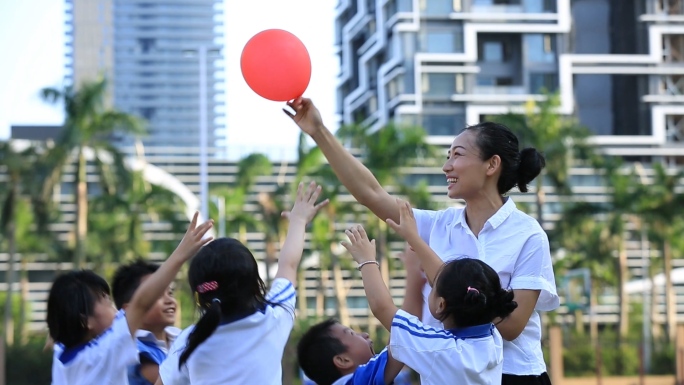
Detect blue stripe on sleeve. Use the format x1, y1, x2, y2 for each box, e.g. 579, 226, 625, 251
393, 314, 450, 335
268, 281, 295, 303
391, 322, 455, 340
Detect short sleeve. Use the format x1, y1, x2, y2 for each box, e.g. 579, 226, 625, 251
389, 310, 452, 376
107, 310, 140, 369
349, 349, 390, 385
158, 328, 192, 385
412, 209, 439, 244
266, 278, 297, 319
509, 232, 559, 311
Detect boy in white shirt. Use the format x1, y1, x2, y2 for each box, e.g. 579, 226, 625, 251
112, 260, 182, 385
47, 213, 213, 385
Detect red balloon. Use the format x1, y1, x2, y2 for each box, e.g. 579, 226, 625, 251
240, 29, 312, 102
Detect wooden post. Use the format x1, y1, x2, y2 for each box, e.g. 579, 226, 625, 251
549, 326, 563, 385
676, 324, 684, 385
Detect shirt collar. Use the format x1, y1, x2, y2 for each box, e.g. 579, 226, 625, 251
135, 326, 181, 349
447, 323, 494, 340
454, 197, 517, 231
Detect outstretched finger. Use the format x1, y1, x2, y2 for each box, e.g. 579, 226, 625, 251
295, 182, 304, 201
308, 184, 322, 204
345, 229, 357, 243
283, 109, 295, 119
194, 221, 214, 238
188, 211, 199, 231
340, 241, 352, 251
386, 218, 400, 233
356, 225, 369, 241
314, 199, 330, 211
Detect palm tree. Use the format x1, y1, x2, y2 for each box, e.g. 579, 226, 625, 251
552, 201, 617, 342
564, 156, 640, 345
88, 171, 188, 269
0, 142, 39, 345
635, 162, 684, 343
493, 91, 594, 228
210, 153, 272, 244
40, 78, 145, 268
336, 123, 436, 284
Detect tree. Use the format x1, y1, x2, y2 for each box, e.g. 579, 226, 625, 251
0, 142, 39, 345
40, 78, 144, 268
493, 91, 594, 228
88, 171, 188, 268
210, 153, 272, 242
635, 162, 684, 342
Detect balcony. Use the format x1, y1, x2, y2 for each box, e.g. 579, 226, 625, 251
473, 85, 527, 94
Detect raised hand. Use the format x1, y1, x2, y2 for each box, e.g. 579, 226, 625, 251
282, 181, 329, 224
386, 198, 420, 244
341, 224, 377, 264
173, 212, 214, 261
283, 98, 324, 136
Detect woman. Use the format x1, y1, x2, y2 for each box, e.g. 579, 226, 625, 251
284, 98, 559, 385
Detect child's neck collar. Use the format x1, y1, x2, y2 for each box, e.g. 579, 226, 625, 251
447, 323, 494, 340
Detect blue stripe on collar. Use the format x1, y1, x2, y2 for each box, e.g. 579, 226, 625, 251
447, 323, 494, 340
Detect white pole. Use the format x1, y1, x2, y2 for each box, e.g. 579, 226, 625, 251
218, 195, 226, 238
198, 45, 209, 222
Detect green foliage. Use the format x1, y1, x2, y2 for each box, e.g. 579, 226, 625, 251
6, 335, 53, 385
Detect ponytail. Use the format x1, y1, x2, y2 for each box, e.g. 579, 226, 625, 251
179, 299, 222, 368
516, 148, 545, 193
492, 289, 518, 321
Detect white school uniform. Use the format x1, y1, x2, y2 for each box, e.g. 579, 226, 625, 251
51, 310, 139, 385
159, 278, 296, 385
413, 197, 559, 376
390, 310, 503, 385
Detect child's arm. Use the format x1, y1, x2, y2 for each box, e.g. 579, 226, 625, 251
387, 199, 443, 286
274, 181, 329, 284
140, 362, 160, 384
126, 212, 213, 337
400, 245, 427, 318
341, 225, 397, 331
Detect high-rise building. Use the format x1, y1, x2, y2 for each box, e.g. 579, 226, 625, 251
335, 0, 684, 159
64, 0, 225, 149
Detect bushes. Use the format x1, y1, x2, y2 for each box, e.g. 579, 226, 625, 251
6, 336, 52, 385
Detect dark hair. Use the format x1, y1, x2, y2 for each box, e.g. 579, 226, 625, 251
178, 238, 270, 367
297, 319, 348, 385
46, 270, 111, 348
111, 259, 159, 309
434, 258, 518, 327
463, 122, 545, 194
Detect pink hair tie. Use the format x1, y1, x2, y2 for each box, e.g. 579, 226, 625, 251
197, 281, 219, 294
467, 286, 479, 294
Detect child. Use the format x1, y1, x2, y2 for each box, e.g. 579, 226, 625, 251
297, 245, 425, 385
112, 260, 181, 385
158, 181, 328, 385
341, 222, 518, 385
47, 213, 213, 385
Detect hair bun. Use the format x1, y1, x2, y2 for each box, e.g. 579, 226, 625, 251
464, 290, 487, 311
516, 148, 546, 192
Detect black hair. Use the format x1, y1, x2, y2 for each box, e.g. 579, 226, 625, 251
433, 258, 518, 328
46, 270, 111, 348
111, 259, 159, 309
297, 319, 348, 385
178, 237, 271, 367
463, 122, 546, 194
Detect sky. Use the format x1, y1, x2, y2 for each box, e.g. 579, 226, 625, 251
0, 0, 339, 159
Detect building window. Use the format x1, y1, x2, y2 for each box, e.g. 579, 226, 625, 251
529, 73, 558, 93
421, 0, 455, 15
525, 34, 555, 62
422, 113, 466, 136
421, 73, 466, 95
423, 30, 463, 53
482, 42, 503, 62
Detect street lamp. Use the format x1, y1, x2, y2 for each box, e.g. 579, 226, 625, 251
183, 46, 221, 222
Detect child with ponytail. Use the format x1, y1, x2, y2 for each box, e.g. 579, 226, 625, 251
158, 182, 328, 385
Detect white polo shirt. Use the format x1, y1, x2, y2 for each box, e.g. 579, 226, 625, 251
413, 197, 559, 376
390, 310, 503, 385
51, 310, 139, 385
159, 278, 296, 385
